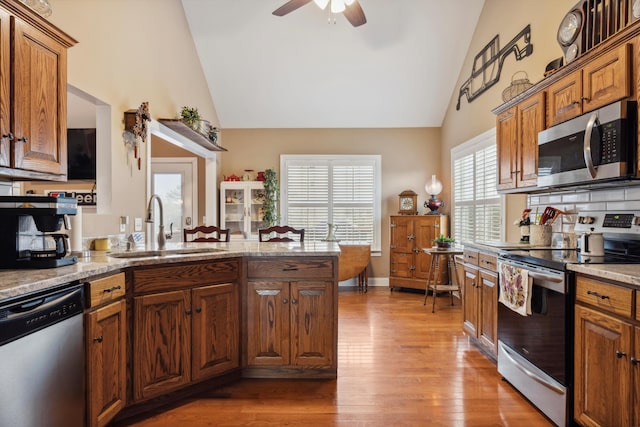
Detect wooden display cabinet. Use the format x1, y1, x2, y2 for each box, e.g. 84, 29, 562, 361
389, 215, 448, 291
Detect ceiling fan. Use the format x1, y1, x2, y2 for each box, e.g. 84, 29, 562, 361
273, 0, 367, 27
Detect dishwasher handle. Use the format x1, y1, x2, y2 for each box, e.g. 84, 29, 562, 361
0, 283, 84, 346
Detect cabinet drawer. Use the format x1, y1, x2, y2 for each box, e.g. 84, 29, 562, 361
247, 258, 334, 279
478, 252, 497, 272
463, 250, 479, 266
133, 259, 239, 293
86, 272, 125, 308
576, 276, 633, 318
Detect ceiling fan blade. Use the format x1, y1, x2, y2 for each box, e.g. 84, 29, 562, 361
272, 0, 314, 16
343, 0, 366, 27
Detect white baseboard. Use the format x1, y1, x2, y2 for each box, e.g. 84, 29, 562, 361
338, 277, 389, 287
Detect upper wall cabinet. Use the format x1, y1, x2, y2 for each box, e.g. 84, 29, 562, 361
547, 43, 630, 127
0, 0, 76, 181
497, 92, 545, 191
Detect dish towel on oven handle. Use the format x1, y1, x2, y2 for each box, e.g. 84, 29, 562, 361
499, 263, 533, 316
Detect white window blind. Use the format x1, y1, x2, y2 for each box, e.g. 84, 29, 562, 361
451, 129, 502, 243
281, 155, 381, 251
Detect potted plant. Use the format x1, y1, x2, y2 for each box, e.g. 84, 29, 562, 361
261, 168, 279, 227
180, 106, 201, 131
432, 234, 455, 249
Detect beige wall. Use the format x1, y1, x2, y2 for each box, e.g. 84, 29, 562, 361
441, 0, 576, 242
221, 128, 441, 277
45, 0, 218, 237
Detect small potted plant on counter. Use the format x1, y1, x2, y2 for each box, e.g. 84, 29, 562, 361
432, 234, 455, 249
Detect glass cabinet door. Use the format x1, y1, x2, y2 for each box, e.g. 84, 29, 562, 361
249, 187, 265, 237
222, 186, 245, 238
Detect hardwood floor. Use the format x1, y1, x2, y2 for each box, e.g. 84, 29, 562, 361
120, 287, 553, 426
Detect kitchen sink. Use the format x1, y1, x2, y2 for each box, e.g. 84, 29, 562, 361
107, 247, 226, 258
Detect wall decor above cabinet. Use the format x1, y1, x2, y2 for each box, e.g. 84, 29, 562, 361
558, 0, 640, 64
456, 25, 533, 111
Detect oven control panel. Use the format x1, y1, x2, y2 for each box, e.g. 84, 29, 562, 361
575, 210, 640, 235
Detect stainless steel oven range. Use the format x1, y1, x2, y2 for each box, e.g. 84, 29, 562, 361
497, 209, 640, 427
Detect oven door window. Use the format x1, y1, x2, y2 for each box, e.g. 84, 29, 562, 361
498, 285, 568, 385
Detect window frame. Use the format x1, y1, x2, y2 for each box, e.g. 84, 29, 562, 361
450, 127, 505, 243
280, 154, 382, 252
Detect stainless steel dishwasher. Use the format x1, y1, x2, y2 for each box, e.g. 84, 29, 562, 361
0, 282, 85, 427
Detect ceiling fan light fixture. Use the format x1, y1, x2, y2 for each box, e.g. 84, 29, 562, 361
331, 0, 345, 13
314, 0, 329, 10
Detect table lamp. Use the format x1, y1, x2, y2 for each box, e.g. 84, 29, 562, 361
424, 174, 443, 214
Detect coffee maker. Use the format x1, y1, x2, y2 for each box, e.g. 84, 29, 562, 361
0, 196, 78, 268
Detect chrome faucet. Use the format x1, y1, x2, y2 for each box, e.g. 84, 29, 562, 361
146, 194, 168, 250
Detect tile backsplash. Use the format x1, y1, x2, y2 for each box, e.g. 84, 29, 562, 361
528, 183, 640, 247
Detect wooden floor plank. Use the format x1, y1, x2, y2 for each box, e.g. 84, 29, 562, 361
119, 287, 553, 426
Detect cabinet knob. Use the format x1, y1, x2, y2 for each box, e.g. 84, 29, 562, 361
616, 350, 627, 359
195, 307, 202, 313
580, 96, 590, 102
15, 136, 28, 143
572, 100, 581, 105
291, 299, 297, 305
1, 132, 13, 141
185, 309, 192, 315
93, 336, 103, 343
102, 285, 122, 293
631, 356, 639, 366
282, 298, 288, 304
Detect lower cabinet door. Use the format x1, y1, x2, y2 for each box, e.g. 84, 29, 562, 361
479, 270, 498, 356
574, 305, 632, 427
133, 290, 191, 401
246, 281, 290, 366
290, 281, 334, 367
191, 282, 240, 381
86, 300, 126, 427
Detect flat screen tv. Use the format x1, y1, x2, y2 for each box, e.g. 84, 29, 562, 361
67, 128, 96, 180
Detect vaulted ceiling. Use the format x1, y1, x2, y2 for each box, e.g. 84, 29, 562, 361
181, 0, 485, 129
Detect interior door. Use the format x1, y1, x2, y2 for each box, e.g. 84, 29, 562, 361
151, 158, 197, 243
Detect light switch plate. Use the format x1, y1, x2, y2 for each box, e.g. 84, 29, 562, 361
134, 217, 143, 232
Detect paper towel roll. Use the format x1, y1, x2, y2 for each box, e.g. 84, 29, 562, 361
68, 208, 83, 253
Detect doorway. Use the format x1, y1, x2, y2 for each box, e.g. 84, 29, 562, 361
150, 158, 198, 243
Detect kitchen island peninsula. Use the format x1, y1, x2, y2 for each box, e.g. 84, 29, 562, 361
0, 241, 340, 426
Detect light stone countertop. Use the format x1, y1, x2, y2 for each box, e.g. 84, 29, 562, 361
463, 241, 640, 288
0, 241, 341, 301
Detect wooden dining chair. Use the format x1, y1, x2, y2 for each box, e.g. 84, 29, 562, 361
183, 225, 230, 242
258, 225, 305, 242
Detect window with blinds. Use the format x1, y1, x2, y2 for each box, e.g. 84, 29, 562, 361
280, 155, 381, 251
451, 129, 502, 243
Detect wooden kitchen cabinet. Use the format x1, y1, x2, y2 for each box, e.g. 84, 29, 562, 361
132, 259, 241, 402
574, 275, 640, 427
244, 257, 337, 378
389, 215, 448, 291
0, 1, 76, 180
462, 249, 498, 358
497, 92, 544, 191
85, 273, 126, 427
547, 43, 630, 126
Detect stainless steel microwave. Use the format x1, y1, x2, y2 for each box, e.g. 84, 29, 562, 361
537, 100, 636, 188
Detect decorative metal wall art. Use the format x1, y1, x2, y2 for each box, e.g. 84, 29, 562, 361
456, 24, 533, 110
